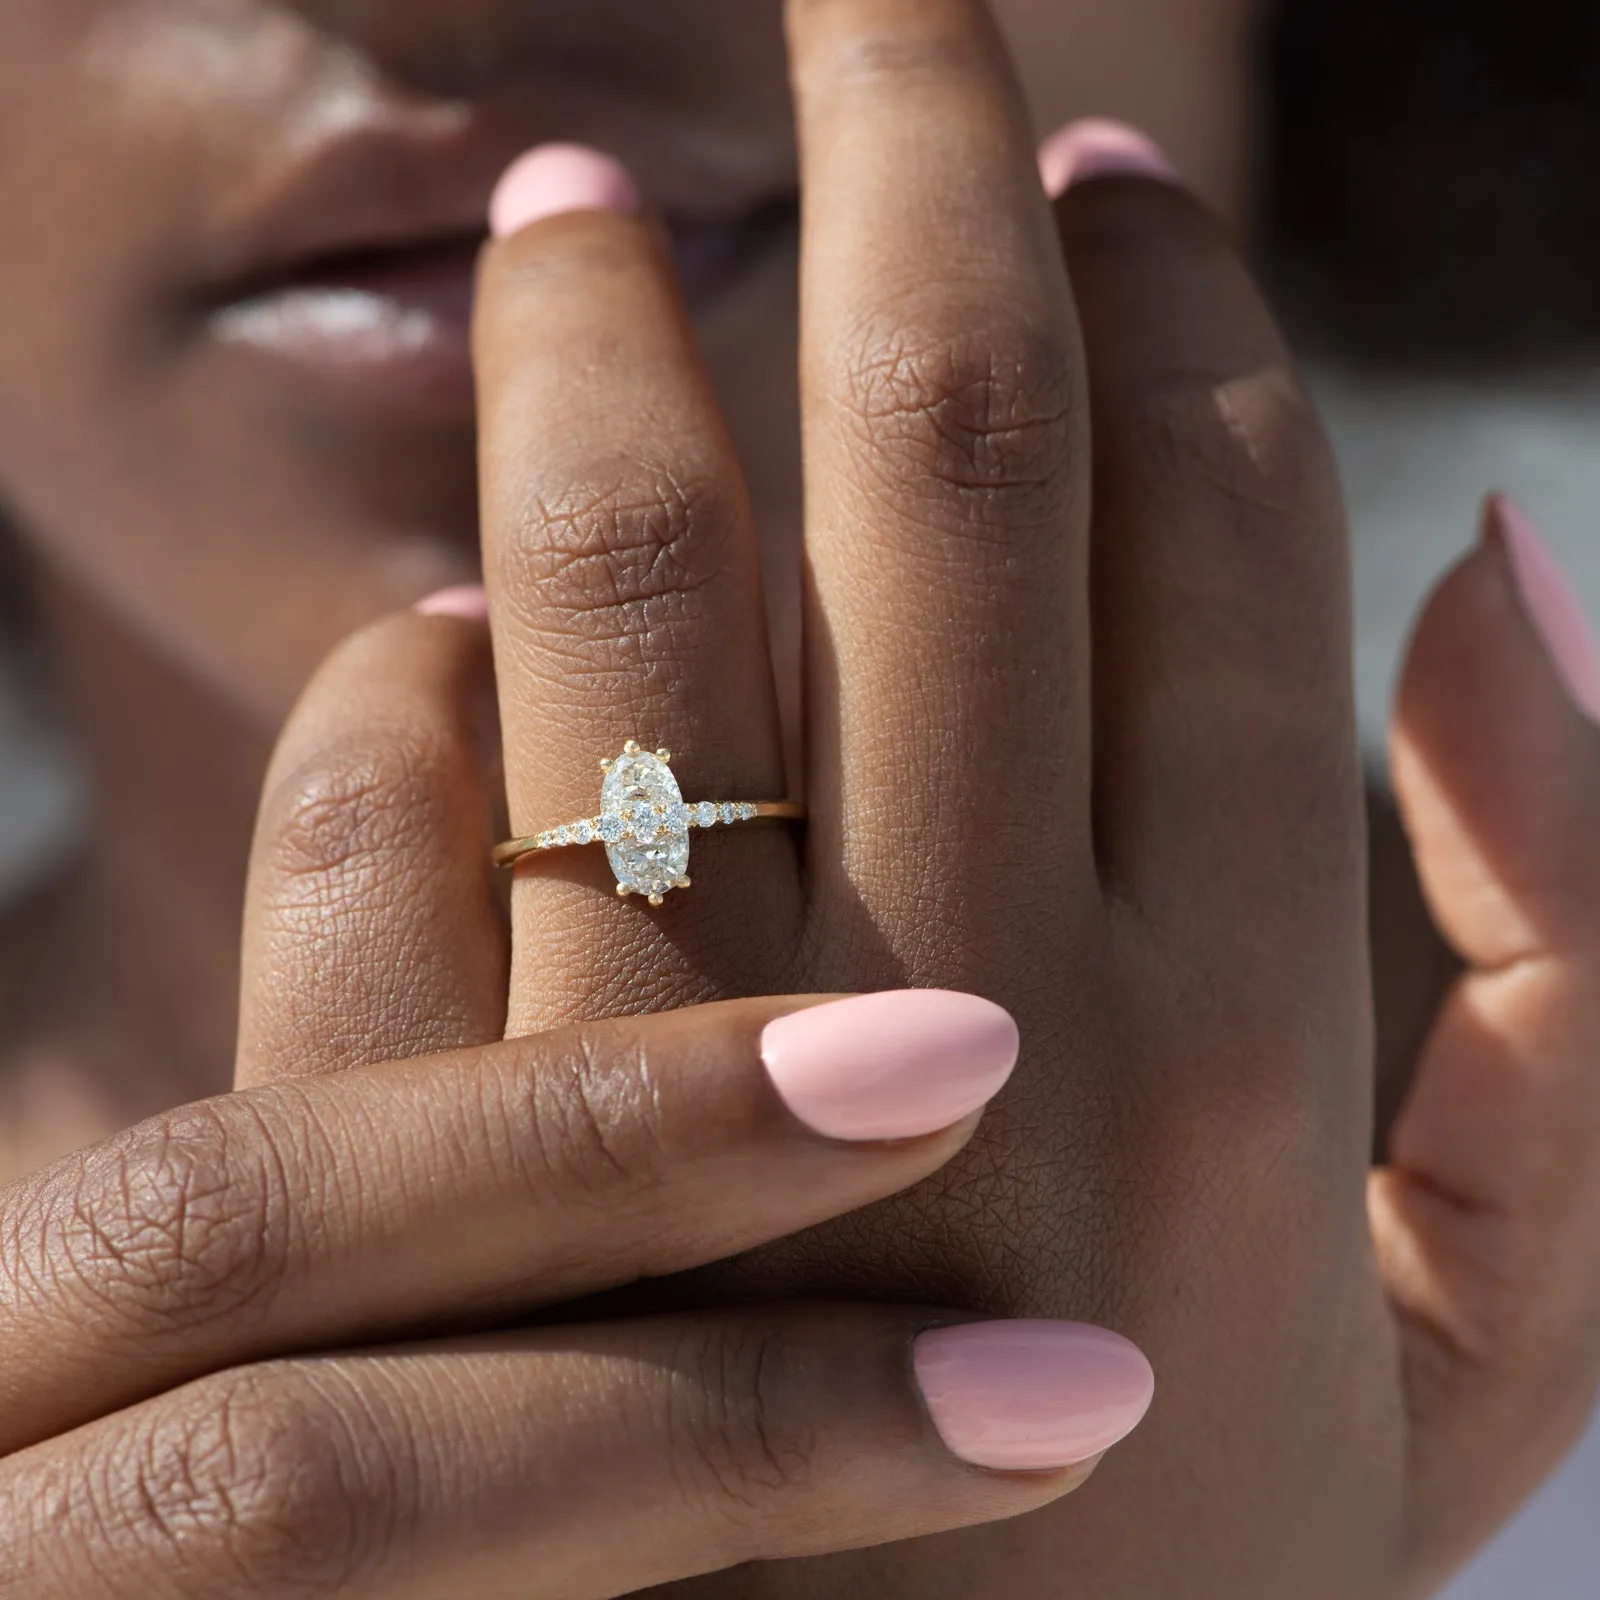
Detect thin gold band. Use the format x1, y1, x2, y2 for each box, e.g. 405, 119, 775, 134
493, 800, 807, 871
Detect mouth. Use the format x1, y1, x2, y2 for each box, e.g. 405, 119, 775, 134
206, 191, 799, 421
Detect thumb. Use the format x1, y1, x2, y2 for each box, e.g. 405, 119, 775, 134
1374, 495, 1600, 1595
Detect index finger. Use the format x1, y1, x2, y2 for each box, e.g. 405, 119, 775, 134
0, 992, 1019, 1457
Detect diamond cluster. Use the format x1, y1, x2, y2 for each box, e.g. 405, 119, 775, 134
524, 743, 761, 905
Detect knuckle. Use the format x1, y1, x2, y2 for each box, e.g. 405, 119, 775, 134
259, 736, 445, 904
107, 1367, 376, 1593
48, 1100, 293, 1341
507, 1028, 674, 1202
1131, 365, 1338, 569
670, 1321, 814, 1529
503, 464, 739, 652
813, 23, 977, 92
838, 312, 1077, 536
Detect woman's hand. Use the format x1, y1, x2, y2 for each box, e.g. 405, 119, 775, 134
0, 795, 1156, 1598
224, 3, 1600, 1596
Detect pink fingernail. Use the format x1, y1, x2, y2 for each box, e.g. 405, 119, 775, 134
914, 1320, 1155, 1472
760, 991, 1019, 1143
490, 144, 642, 240
1492, 495, 1600, 723
1038, 118, 1181, 199
413, 585, 489, 621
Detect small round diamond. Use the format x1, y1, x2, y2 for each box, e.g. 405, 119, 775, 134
572, 820, 595, 846
554, 826, 571, 847
597, 814, 625, 845
737, 803, 758, 822
629, 806, 661, 845
665, 802, 691, 832
719, 803, 739, 825
695, 802, 719, 829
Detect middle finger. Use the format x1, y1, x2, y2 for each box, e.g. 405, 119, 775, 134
791, 0, 1096, 955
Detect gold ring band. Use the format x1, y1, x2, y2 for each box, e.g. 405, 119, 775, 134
493, 742, 805, 906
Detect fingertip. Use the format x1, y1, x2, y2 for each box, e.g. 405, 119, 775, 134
1394, 498, 1600, 965
1038, 118, 1183, 199
912, 1319, 1155, 1473
489, 144, 642, 240
414, 584, 489, 622
1484, 493, 1600, 725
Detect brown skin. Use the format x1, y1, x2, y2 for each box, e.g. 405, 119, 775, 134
2, 1, 1600, 1597
3, 986, 1115, 1595
0, 0, 1251, 1156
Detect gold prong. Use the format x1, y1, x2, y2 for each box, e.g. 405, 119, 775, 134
655, 748, 672, 763
615, 884, 632, 899
600, 758, 613, 771
675, 878, 692, 891
648, 893, 665, 908
624, 740, 642, 756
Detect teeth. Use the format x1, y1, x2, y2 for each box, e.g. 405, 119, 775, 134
212, 289, 442, 358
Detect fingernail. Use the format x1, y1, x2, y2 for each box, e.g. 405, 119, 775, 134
1038, 118, 1181, 199
1491, 494, 1600, 723
914, 1320, 1155, 1472
760, 990, 1019, 1142
413, 584, 489, 621
490, 144, 642, 240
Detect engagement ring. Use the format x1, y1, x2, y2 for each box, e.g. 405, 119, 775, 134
492, 742, 805, 905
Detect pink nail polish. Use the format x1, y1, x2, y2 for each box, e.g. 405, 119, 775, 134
1492, 495, 1600, 723
1038, 118, 1181, 199
760, 991, 1019, 1143
413, 585, 489, 621
489, 144, 641, 240
914, 1320, 1155, 1472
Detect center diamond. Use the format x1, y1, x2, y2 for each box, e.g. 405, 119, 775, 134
599, 748, 691, 901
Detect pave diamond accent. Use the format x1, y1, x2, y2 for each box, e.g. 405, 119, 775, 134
695, 802, 719, 829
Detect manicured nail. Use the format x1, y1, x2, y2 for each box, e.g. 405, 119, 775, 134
1038, 118, 1181, 199
1491, 495, 1600, 723
760, 990, 1019, 1142
914, 1320, 1155, 1472
413, 584, 489, 621
490, 144, 641, 240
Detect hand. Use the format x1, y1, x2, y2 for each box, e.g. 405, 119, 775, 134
0, 717, 1155, 1600
228, 4, 1600, 1597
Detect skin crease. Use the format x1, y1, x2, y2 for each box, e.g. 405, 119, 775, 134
2, 3, 1600, 1599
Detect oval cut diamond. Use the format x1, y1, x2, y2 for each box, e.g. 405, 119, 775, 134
600, 751, 690, 898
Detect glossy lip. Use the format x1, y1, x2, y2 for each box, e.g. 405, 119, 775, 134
200, 110, 798, 420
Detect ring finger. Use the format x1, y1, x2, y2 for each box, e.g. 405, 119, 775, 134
475, 148, 798, 1034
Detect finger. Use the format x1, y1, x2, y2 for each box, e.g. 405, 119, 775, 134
235, 597, 506, 1087
788, 0, 1095, 949
475, 146, 794, 1033
0, 991, 1018, 1457
1052, 123, 1363, 943
1374, 501, 1600, 1590
3, 1308, 1153, 1600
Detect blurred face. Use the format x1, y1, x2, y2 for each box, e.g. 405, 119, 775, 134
0, 0, 1254, 721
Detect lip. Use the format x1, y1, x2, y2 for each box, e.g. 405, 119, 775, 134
200, 111, 798, 421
